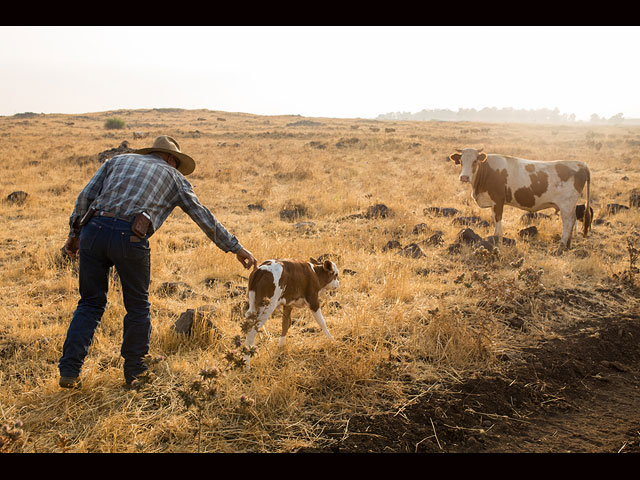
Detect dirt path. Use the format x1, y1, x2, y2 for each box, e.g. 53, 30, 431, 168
306, 286, 640, 453
465, 312, 640, 453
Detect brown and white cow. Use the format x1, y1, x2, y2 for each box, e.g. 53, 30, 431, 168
244, 258, 339, 366
449, 148, 592, 253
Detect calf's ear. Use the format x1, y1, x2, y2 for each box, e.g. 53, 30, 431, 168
477, 153, 487, 163
449, 153, 462, 165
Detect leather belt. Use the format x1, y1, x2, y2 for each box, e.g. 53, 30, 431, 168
96, 211, 133, 222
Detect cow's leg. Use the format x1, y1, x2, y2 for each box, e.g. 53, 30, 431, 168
279, 305, 293, 347
557, 207, 577, 255
492, 203, 504, 245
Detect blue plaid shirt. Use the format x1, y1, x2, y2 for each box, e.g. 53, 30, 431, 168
69, 153, 242, 253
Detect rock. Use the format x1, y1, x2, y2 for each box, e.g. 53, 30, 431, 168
382, 240, 402, 251
605, 203, 629, 215
365, 203, 394, 219
4, 191, 28, 205
424, 207, 459, 217
223, 282, 246, 298
397, 243, 425, 258
452, 216, 490, 228
412, 223, 429, 234
457, 228, 484, 245
454, 228, 496, 252
98, 141, 135, 163
424, 231, 444, 246
519, 226, 539, 239
172, 305, 217, 335
335, 137, 360, 148
203, 277, 220, 288
485, 235, 516, 247
280, 204, 308, 221
248, 204, 265, 211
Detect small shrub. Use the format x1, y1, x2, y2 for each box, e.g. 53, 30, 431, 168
104, 117, 126, 130
1, 419, 24, 453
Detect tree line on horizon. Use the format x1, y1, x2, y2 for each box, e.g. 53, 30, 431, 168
376, 107, 636, 125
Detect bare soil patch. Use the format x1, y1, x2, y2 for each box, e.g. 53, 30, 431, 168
304, 285, 640, 453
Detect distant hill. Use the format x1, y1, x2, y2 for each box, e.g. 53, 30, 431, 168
377, 107, 639, 125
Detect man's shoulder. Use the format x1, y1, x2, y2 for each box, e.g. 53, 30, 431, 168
110, 152, 156, 162
109, 153, 170, 170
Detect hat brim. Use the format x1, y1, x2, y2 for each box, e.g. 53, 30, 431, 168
135, 148, 196, 176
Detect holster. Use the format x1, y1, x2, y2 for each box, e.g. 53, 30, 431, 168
131, 212, 151, 238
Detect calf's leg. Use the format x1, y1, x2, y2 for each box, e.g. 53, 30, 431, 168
244, 300, 281, 367
311, 308, 334, 341
279, 305, 293, 347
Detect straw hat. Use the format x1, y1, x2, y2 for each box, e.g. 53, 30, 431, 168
135, 135, 195, 175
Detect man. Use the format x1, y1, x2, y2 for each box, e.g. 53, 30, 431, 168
59, 135, 257, 389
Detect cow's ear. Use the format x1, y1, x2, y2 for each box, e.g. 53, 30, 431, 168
449, 153, 461, 165
323, 260, 333, 271
477, 153, 487, 163
310, 257, 319, 264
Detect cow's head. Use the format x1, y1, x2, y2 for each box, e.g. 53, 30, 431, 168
310, 258, 340, 290
449, 148, 487, 183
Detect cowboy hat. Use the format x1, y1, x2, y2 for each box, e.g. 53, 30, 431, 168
135, 135, 196, 175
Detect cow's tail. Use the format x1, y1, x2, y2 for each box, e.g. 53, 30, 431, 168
583, 168, 592, 237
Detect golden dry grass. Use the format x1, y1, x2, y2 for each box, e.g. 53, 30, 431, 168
0, 109, 639, 452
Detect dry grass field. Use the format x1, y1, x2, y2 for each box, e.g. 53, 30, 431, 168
1, 108, 639, 453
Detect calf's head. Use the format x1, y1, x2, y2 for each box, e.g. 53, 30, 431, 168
449, 148, 487, 183
310, 258, 340, 290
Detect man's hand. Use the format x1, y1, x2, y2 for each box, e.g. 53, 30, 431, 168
235, 248, 257, 270
63, 236, 79, 260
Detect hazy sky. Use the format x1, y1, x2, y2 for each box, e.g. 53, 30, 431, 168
2, 26, 639, 121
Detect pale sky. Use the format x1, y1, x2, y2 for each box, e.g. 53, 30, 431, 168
1, 26, 639, 121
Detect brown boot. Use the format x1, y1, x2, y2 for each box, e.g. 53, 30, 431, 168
59, 376, 81, 389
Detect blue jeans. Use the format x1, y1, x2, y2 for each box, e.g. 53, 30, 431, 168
59, 216, 151, 384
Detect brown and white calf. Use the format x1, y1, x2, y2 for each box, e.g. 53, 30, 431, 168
449, 148, 592, 253
244, 258, 339, 366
